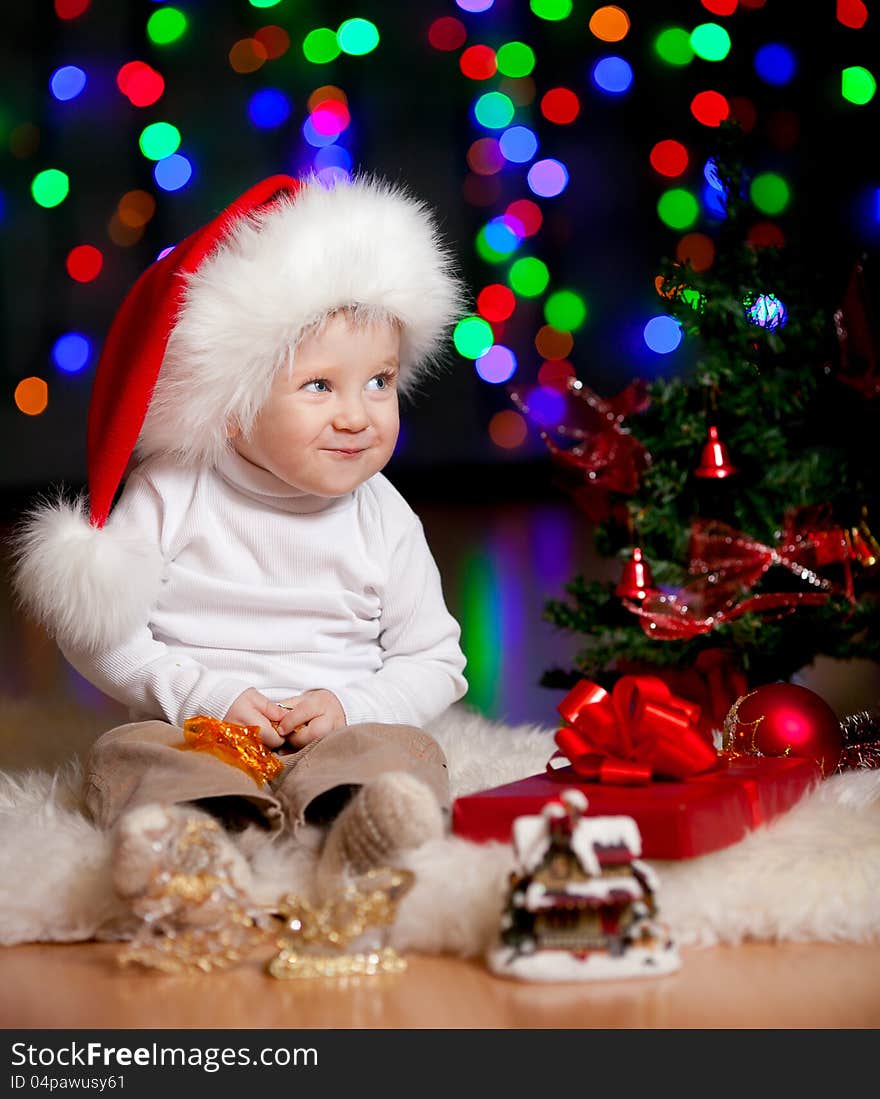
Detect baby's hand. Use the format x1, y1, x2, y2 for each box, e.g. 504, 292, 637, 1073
276, 689, 346, 748
224, 688, 289, 748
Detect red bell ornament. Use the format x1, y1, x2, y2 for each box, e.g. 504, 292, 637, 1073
723, 682, 842, 775
694, 425, 738, 479
614, 546, 655, 600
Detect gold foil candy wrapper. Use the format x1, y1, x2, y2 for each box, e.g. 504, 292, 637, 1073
180, 714, 284, 784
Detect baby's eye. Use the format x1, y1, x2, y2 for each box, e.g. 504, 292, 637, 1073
302, 378, 330, 393
366, 372, 396, 391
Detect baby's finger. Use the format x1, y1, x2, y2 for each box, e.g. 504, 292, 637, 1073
278, 698, 324, 737
264, 701, 289, 724
260, 723, 285, 749
286, 717, 331, 750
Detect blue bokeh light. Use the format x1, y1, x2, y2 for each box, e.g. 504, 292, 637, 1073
524, 385, 567, 426
248, 88, 291, 129
754, 43, 797, 86
50, 65, 87, 102
484, 216, 521, 254
499, 125, 538, 164
154, 153, 193, 192
591, 56, 634, 95
314, 145, 352, 172
52, 332, 91, 373
643, 315, 683, 354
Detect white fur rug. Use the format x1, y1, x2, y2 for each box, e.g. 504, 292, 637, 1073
1, 697, 878, 956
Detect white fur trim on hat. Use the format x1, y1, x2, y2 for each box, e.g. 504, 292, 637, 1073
11, 495, 164, 651
137, 173, 466, 467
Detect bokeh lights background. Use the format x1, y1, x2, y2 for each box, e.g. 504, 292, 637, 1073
2, 0, 878, 490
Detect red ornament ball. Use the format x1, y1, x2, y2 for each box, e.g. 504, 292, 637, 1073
724, 683, 842, 775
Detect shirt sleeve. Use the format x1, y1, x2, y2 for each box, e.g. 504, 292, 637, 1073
331, 515, 468, 728
58, 470, 253, 727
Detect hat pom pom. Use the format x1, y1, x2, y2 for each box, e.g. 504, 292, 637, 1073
11, 495, 164, 651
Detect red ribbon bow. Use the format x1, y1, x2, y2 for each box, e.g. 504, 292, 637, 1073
550, 676, 720, 785
509, 377, 650, 524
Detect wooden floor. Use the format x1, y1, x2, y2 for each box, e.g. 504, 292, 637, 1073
2, 940, 879, 1029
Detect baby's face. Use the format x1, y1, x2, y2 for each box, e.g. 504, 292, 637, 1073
232, 311, 401, 497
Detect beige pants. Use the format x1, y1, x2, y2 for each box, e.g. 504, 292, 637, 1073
84, 720, 450, 837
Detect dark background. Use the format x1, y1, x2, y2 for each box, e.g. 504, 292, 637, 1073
2, 0, 878, 511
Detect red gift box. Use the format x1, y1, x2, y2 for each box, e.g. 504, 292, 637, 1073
452, 756, 821, 859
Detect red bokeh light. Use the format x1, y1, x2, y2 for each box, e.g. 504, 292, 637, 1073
117, 61, 165, 107
467, 138, 504, 175
837, 0, 868, 28
428, 17, 467, 51
66, 245, 104, 283
505, 198, 542, 236
746, 221, 786, 248
537, 360, 575, 390
650, 139, 688, 177
691, 90, 730, 127
253, 26, 291, 59
540, 87, 581, 125
728, 96, 757, 134
55, 0, 90, 18
701, 0, 737, 14
460, 45, 497, 81
477, 284, 516, 323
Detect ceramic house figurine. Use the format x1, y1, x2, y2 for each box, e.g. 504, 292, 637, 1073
487, 789, 681, 981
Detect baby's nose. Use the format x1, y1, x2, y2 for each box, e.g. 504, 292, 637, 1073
332, 397, 369, 430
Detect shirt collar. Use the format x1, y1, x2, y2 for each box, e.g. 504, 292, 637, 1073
215, 448, 354, 514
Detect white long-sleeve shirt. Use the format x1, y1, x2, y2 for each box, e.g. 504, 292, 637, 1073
61, 450, 468, 728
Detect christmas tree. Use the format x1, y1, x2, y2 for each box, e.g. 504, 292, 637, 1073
528, 121, 880, 717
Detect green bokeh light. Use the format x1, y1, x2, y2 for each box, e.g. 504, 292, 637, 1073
303, 28, 341, 64
31, 168, 69, 208
750, 172, 790, 215
139, 122, 181, 161
690, 23, 731, 62
509, 257, 550, 297
530, 0, 572, 20
454, 316, 494, 359
657, 188, 699, 230
146, 7, 188, 46
544, 290, 587, 331
248, 0, 282, 8
496, 42, 536, 78
842, 66, 876, 105
474, 92, 515, 129
655, 27, 694, 66
459, 550, 500, 716
337, 18, 380, 56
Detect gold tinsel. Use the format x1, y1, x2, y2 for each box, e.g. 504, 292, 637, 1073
117, 813, 414, 979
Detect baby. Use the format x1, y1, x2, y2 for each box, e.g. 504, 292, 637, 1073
14, 173, 468, 907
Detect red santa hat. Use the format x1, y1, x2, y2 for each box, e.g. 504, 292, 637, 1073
13, 172, 465, 651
